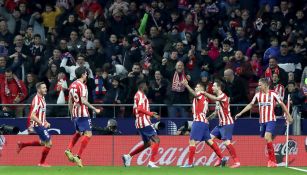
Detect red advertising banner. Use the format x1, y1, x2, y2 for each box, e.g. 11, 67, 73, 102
0, 135, 306, 166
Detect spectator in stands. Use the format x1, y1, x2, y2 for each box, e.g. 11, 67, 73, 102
285, 81, 306, 118
264, 57, 288, 86
263, 37, 279, 69
103, 76, 125, 118
125, 62, 145, 103
0, 68, 27, 117
24, 73, 37, 101
249, 53, 263, 80
93, 68, 109, 104
0, 37, 9, 57
29, 34, 45, 75
67, 30, 85, 53
162, 61, 190, 118
149, 26, 165, 56
60, 53, 94, 81
41, 4, 62, 32
0, 5, 27, 35
225, 50, 253, 82
140, 44, 162, 78
224, 68, 248, 115
215, 39, 233, 77
0, 55, 23, 77
86, 41, 106, 70
45, 63, 58, 85
28, 12, 46, 44
148, 70, 169, 115
59, 14, 82, 39
104, 34, 123, 65
277, 41, 302, 78
0, 20, 14, 45
47, 67, 70, 117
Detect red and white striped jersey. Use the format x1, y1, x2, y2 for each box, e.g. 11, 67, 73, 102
133, 91, 153, 129
215, 93, 234, 126
69, 80, 90, 118
28, 94, 46, 127
251, 90, 282, 123
192, 92, 209, 123
274, 84, 285, 101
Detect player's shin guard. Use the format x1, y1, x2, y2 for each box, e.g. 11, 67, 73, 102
210, 142, 223, 159
68, 133, 81, 150
40, 147, 51, 164
188, 146, 196, 165
150, 143, 159, 162
226, 144, 239, 162
267, 142, 276, 162
77, 136, 90, 157
129, 144, 147, 157
20, 141, 41, 148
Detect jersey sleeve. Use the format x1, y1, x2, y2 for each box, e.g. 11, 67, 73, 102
216, 93, 227, 102
31, 97, 40, 116
272, 92, 282, 104
80, 83, 87, 98
251, 93, 259, 104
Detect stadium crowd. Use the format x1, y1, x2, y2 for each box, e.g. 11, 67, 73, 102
0, 0, 306, 118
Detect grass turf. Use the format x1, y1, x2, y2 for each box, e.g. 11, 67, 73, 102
0, 166, 307, 175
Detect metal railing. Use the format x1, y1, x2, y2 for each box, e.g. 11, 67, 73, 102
0, 103, 253, 118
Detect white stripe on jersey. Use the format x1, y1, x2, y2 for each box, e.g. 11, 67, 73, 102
274, 84, 285, 101
69, 80, 90, 118
192, 92, 208, 123
134, 91, 152, 128
216, 93, 233, 125
29, 94, 46, 127
251, 90, 282, 123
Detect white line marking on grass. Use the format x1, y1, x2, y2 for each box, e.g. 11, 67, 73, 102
288, 167, 307, 173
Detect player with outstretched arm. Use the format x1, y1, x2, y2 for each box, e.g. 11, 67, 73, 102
235, 78, 293, 167
181, 80, 227, 168
202, 79, 240, 168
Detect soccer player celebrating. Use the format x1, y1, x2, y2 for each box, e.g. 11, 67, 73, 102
17, 82, 52, 167
64, 67, 101, 167
181, 80, 227, 168
202, 80, 240, 168
122, 80, 161, 168
235, 78, 293, 167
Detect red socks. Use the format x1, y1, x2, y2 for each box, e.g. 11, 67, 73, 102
77, 136, 90, 157
129, 144, 148, 157
226, 144, 239, 162
20, 141, 41, 148
210, 142, 223, 159
267, 142, 276, 162
40, 147, 51, 164
150, 143, 159, 162
188, 146, 196, 165
67, 133, 81, 150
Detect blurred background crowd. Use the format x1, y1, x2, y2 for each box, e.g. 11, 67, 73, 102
0, 0, 306, 118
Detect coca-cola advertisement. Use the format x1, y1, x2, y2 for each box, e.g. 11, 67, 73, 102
0, 136, 306, 166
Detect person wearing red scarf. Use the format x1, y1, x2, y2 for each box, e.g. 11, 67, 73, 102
264, 58, 288, 86
0, 69, 27, 117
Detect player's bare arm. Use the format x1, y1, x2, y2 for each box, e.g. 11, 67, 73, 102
207, 111, 217, 120
30, 112, 42, 126
152, 112, 160, 120
68, 93, 73, 115
235, 103, 253, 120
81, 97, 100, 113
182, 79, 197, 97
203, 91, 219, 101
279, 102, 293, 124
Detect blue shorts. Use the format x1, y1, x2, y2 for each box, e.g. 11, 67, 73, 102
190, 122, 211, 142
137, 125, 157, 143
211, 124, 234, 141
34, 126, 51, 142
74, 117, 92, 132
260, 121, 276, 137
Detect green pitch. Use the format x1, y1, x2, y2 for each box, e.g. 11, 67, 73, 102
0, 166, 306, 175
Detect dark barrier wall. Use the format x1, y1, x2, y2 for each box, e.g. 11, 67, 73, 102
0, 118, 306, 135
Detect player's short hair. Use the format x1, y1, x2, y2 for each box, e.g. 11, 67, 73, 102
196, 82, 206, 89
214, 79, 224, 90
75, 67, 87, 79
137, 79, 147, 89
36, 82, 45, 90
259, 78, 269, 86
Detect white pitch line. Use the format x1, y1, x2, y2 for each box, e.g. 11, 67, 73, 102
288, 167, 307, 173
